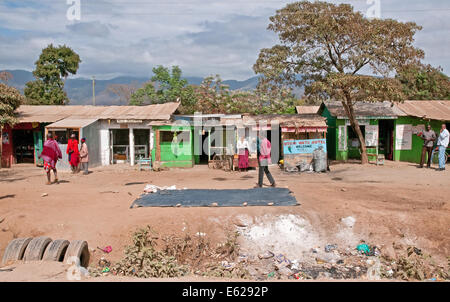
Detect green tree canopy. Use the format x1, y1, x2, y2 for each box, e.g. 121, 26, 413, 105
0, 83, 24, 127
253, 1, 424, 164
129, 65, 196, 113
24, 44, 81, 105
396, 64, 450, 100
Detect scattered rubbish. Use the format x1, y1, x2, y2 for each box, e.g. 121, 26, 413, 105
242, 202, 248, 207
0, 267, 15, 272
195, 232, 206, 237
341, 216, 356, 228
210, 202, 218, 207
341, 188, 347, 192
315, 258, 327, 264
267, 202, 274, 206
258, 251, 274, 259
267, 272, 275, 278
0, 218, 4, 224
176, 203, 181, 207
275, 254, 291, 265
325, 244, 338, 253
127, 192, 132, 196
100, 190, 119, 194
366, 257, 381, 280
98, 257, 111, 268
102, 267, 110, 273
41, 193, 48, 197
221, 261, 236, 270
97, 246, 112, 253
357, 244, 371, 255
428, 278, 437, 281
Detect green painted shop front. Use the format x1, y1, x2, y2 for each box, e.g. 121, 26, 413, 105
322, 106, 444, 164
151, 125, 199, 168
393, 116, 444, 164
321, 106, 397, 162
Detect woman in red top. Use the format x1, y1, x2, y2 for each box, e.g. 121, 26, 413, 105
66, 133, 80, 173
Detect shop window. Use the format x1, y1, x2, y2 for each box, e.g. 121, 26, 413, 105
348, 125, 365, 147
160, 131, 190, 143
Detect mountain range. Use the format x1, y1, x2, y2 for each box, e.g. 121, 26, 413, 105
2, 70, 265, 106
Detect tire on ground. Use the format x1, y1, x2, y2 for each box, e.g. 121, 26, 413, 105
1, 237, 33, 265
23, 236, 52, 261
42, 239, 70, 262
63, 240, 90, 268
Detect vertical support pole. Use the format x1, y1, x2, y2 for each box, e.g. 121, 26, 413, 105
129, 127, 135, 166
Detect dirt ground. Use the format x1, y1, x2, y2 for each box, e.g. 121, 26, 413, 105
0, 160, 449, 281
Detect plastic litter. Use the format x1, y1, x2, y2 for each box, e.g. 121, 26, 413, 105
325, 244, 338, 253
97, 246, 112, 253
143, 184, 178, 193
267, 272, 275, 278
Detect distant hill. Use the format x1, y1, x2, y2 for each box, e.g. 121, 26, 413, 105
2, 70, 303, 105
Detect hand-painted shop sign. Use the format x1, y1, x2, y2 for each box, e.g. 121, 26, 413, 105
283, 139, 327, 155
281, 127, 327, 133
117, 119, 143, 124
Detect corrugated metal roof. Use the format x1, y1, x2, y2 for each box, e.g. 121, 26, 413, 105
323, 101, 406, 118
396, 100, 450, 121
235, 114, 327, 128
296, 106, 320, 114
16, 102, 180, 123
46, 118, 98, 129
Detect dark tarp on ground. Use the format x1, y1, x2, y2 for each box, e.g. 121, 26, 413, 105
130, 188, 298, 208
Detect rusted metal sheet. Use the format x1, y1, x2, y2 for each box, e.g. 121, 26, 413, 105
396, 100, 450, 121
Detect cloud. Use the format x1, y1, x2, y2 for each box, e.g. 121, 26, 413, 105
0, 0, 449, 80
66, 21, 111, 37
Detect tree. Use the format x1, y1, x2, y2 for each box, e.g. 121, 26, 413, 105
1, 83, 24, 167
396, 64, 450, 100
129, 66, 196, 113
253, 1, 423, 164
24, 44, 81, 105
106, 83, 138, 105
0, 71, 13, 83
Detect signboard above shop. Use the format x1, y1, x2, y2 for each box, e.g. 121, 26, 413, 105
116, 120, 143, 124
283, 139, 327, 155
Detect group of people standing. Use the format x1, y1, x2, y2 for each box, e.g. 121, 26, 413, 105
66, 133, 89, 175
38, 132, 89, 185
419, 123, 449, 171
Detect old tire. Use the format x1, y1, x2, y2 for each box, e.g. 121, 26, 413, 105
1, 237, 33, 265
63, 240, 90, 268
42, 239, 70, 262
23, 236, 52, 261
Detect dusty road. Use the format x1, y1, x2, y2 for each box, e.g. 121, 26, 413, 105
0, 161, 449, 281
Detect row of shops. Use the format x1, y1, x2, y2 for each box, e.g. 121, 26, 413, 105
1, 100, 449, 170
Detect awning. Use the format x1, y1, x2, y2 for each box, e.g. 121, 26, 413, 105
45, 118, 98, 129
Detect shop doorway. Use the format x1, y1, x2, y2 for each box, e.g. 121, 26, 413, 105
12, 130, 34, 164
379, 120, 394, 160
110, 129, 129, 164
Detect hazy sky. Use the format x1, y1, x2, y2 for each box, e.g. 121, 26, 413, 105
0, 0, 449, 80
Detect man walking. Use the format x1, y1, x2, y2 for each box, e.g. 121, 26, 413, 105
436, 124, 449, 171
79, 138, 89, 175
38, 133, 62, 185
419, 125, 436, 168
255, 132, 276, 188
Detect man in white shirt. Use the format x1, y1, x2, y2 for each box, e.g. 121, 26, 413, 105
436, 124, 449, 171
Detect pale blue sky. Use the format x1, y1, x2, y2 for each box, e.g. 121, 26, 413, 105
0, 0, 449, 80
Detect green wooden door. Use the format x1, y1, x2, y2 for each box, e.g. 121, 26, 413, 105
33, 131, 43, 166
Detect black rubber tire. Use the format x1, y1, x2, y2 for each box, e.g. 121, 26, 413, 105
42, 239, 70, 262
23, 236, 52, 261
63, 240, 90, 268
1, 237, 33, 265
